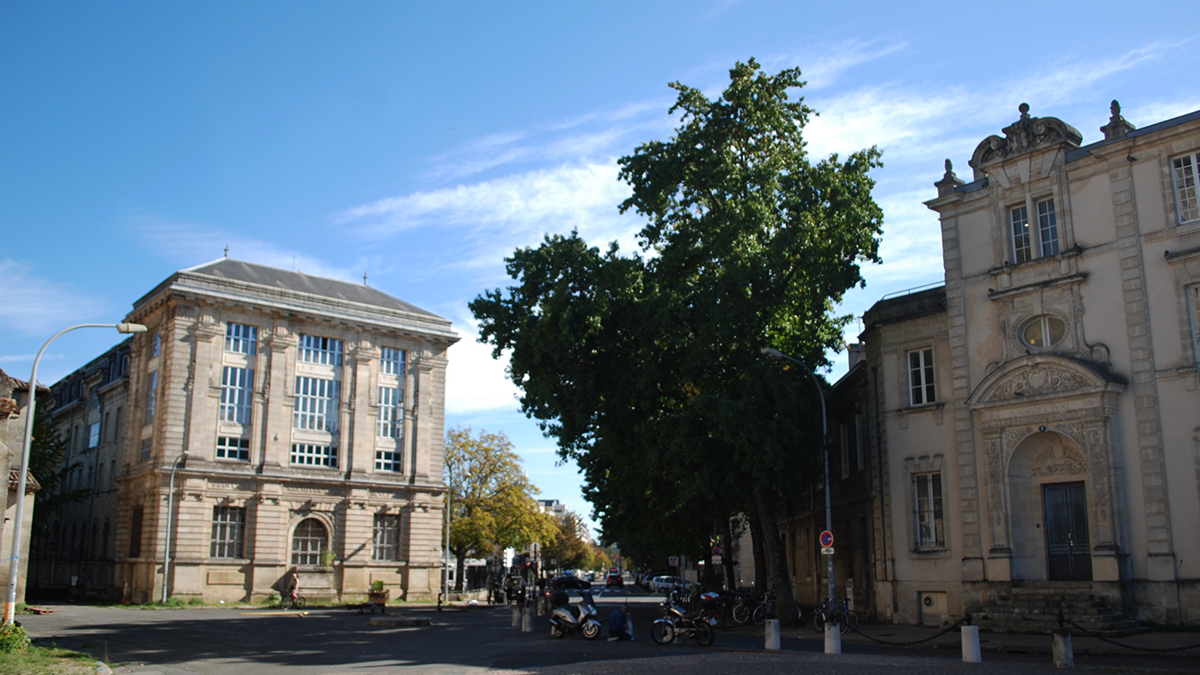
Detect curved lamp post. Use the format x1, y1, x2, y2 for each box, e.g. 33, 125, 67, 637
760, 347, 838, 646
5, 322, 147, 625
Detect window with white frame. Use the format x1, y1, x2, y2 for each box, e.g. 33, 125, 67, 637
144, 370, 158, 425
299, 334, 343, 366
294, 376, 339, 432
372, 514, 401, 560
225, 323, 258, 355
220, 367, 254, 424
1190, 285, 1200, 362
377, 386, 402, 438
913, 472, 945, 549
907, 348, 935, 406
292, 518, 327, 565
375, 449, 402, 473
1172, 153, 1199, 223
291, 442, 338, 467
1010, 197, 1060, 263
211, 507, 246, 558
88, 422, 100, 449
216, 436, 250, 461
381, 347, 405, 376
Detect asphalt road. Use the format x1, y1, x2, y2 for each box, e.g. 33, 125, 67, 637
17, 589, 1197, 675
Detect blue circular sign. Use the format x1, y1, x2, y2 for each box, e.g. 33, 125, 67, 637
820, 530, 834, 547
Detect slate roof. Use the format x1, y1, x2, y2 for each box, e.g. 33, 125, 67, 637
146, 258, 440, 319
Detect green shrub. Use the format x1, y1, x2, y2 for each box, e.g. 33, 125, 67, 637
0, 623, 31, 653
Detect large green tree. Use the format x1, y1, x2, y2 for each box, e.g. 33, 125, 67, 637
443, 426, 556, 590
471, 59, 882, 621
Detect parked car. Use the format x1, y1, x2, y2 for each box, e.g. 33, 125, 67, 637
550, 574, 592, 591
650, 575, 693, 593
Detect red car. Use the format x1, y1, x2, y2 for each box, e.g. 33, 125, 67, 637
605, 568, 624, 587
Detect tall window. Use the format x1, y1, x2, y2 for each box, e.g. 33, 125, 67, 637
381, 347, 405, 376
377, 386, 402, 438
291, 443, 337, 467
839, 422, 850, 479
372, 514, 401, 561
913, 473, 945, 549
291, 518, 327, 566
144, 370, 158, 424
1037, 198, 1060, 256
1011, 204, 1031, 263
220, 367, 254, 424
217, 436, 250, 461
1172, 153, 1199, 223
854, 413, 865, 472
129, 506, 144, 558
151, 332, 162, 357
1011, 197, 1060, 263
294, 377, 339, 432
299, 334, 343, 366
1190, 285, 1200, 362
88, 421, 101, 449
907, 348, 935, 405
225, 323, 258, 355
211, 507, 246, 558
140, 438, 152, 461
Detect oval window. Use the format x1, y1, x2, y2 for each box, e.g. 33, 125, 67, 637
1021, 315, 1066, 349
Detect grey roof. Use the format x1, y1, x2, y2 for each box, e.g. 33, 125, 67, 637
178, 258, 439, 318
1067, 108, 1200, 163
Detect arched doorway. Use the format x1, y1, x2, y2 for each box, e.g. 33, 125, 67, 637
1007, 431, 1091, 581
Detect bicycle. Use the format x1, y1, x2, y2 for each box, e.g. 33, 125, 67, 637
281, 592, 306, 610
750, 590, 803, 624
812, 595, 857, 634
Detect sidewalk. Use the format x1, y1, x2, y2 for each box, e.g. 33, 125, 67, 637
761, 620, 1200, 659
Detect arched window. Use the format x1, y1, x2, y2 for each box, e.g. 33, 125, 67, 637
1020, 315, 1066, 350
291, 518, 327, 566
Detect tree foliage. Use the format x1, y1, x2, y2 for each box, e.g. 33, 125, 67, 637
541, 511, 592, 571
28, 398, 88, 537
471, 59, 883, 619
443, 426, 556, 588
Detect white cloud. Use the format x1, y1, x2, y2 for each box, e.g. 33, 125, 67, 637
0, 259, 108, 337
124, 212, 360, 282
444, 320, 523, 415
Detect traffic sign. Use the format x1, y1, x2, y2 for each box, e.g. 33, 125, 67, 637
820, 530, 834, 547
711, 546, 722, 556
821, 546, 835, 555
668, 556, 680, 567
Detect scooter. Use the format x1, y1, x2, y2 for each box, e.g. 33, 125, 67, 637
549, 590, 602, 640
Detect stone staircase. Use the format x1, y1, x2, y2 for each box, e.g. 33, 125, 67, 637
968, 581, 1147, 637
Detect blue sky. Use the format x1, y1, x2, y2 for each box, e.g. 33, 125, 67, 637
3, 1, 1198, 534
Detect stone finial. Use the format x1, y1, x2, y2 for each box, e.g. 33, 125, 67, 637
1101, 98, 1136, 141
1018, 102, 1031, 118
935, 157, 964, 197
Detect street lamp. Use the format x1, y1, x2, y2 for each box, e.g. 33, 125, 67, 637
5, 322, 147, 625
760, 347, 839, 652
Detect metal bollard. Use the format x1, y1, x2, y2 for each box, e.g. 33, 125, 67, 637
824, 621, 842, 654
764, 619, 781, 650
961, 625, 982, 663
511, 604, 520, 628
1052, 627, 1074, 668
521, 606, 533, 633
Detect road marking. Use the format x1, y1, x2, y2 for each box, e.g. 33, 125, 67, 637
240, 611, 309, 617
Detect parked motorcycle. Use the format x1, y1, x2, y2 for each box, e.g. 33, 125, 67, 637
650, 591, 714, 647
549, 590, 602, 640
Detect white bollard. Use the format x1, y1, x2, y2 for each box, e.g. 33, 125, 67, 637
961, 625, 982, 663
521, 606, 533, 632
627, 615, 634, 641
1052, 627, 1074, 668
824, 622, 842, 654
511, 604, 520, 628
764, 619, 781, 650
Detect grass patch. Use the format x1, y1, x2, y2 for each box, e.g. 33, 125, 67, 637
0, 643, 98, 675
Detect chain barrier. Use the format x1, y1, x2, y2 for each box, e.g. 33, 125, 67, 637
1060, 616, 1200, 653
854, 616, 968, 646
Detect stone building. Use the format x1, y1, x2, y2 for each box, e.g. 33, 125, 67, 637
842, 101, 1200, 627
1, 369, 43, 608
32, 258, 458, 603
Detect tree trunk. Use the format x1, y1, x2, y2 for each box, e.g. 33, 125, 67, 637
754, 489, 798, 626
455, 552, 466, 592
748, 509, 768, 594
722, 516, 738, 590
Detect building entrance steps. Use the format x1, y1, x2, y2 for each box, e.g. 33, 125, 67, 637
966, 581, 1146, 637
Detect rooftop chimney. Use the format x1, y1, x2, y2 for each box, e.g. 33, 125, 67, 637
848, 343, 866, 370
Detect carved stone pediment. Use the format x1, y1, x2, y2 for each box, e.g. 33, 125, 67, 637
970, 103, 1083, 172
967, 354, 1120, 409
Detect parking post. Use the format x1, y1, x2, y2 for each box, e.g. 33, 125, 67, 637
765, 619, 781, 650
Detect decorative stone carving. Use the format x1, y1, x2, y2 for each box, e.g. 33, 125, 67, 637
970, 103, 1083, 172
1030, 441, 1087, 476
985, 365, 1093, 402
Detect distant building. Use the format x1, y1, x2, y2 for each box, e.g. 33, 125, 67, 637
32, 258, 458, 603
776, 101, 1200, 628
1, 369, 43, 607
